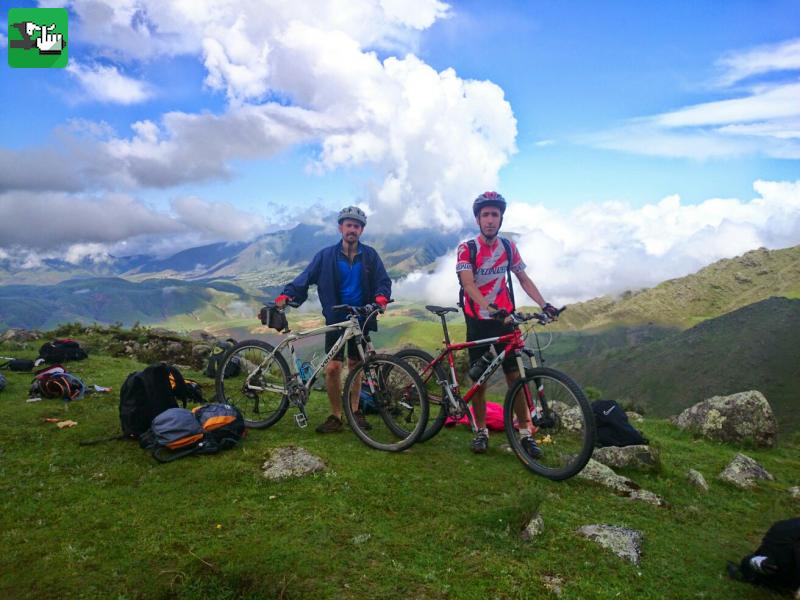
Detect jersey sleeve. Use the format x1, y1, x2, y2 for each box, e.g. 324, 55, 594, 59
509, 240, 526, 273
456, 242, 472, 273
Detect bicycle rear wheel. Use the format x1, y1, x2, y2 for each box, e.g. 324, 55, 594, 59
394, 348, 448, 442
504, 367, 595, 481
215, 340, 290, 429
342, 354, 429, 452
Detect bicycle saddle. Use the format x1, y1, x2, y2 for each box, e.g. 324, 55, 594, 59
425, 305, 459, 316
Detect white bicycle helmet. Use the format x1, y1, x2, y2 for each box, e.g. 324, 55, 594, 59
337, 205, 367, 226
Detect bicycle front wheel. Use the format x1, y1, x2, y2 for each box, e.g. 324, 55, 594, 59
342, 354, 429, 452
504, 367, 595, 481
394, 348, 449, 442
215, 340, 290, 429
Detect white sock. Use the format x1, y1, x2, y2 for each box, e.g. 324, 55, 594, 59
519, 429, 530, 438
477, 427, 489, 436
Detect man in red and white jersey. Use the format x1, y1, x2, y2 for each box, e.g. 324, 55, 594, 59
456, 191, 560, 455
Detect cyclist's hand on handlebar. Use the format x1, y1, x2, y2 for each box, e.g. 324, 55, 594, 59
374, 295, 389, 310
488, 306, 509, 321
542, 302, 562, 319
274, 294, 291, 308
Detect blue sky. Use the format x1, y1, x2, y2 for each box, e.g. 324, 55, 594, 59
1, 0, 799, 300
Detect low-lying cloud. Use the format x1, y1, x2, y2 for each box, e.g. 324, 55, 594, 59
394, 179, 800, 305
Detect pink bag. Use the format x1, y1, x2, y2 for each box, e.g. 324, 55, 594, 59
445, 401, 514, 431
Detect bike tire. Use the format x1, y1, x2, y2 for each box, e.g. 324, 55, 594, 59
215, 339, 290, 429
342, 354, 429, 452
393, 348, 449, 442
503, 367, 595, 481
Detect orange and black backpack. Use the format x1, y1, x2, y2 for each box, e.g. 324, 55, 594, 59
138, 403, 245, 463
29, 364, 85, 401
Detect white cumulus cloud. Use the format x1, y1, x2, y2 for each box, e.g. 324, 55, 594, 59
18, 0, 514, 233
393, 179, 800, 306
67, 61, 152, 104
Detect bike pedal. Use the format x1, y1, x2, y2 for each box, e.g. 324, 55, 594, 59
294, 413, 308, 428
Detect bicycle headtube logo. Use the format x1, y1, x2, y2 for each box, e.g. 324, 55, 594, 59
8, 8, 68, 68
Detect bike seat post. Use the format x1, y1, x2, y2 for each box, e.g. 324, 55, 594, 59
440, 314, 452, 346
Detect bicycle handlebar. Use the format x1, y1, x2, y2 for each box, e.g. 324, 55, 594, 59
506, 305, 567, 325
264, 299, 394, 317
332, 299, 394, 317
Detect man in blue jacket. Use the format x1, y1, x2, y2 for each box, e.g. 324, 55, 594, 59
275, 206, 391, 433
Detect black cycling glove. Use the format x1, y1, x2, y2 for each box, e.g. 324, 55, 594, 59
542, 303, 560, 319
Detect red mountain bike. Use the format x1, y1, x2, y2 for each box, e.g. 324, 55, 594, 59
396, 305, 595, 481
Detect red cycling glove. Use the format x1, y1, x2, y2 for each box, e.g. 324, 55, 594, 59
374, 295, 389, 309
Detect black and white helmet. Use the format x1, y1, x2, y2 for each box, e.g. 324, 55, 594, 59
337, 205, 367, 226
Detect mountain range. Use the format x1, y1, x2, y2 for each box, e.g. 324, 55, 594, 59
0, 223, 464, 287
1, 233, 798, 432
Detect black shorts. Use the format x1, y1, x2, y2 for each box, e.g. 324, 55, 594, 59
464, 315, 519, 375
325, 330, 364, 362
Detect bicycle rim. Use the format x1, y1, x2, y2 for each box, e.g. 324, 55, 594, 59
216, 341, 290, 429
343, 354, 429, 452
504, 367, 595, 481
393, 348, 448, 442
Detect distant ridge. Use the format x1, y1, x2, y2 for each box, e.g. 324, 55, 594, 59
561, 297, 800, 432
559, 245, 800, 329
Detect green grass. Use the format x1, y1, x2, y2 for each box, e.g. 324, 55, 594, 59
1, 336, 798, 599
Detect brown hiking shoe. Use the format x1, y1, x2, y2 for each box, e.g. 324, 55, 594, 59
315, 414, 343, 433
351, 410, 372, 431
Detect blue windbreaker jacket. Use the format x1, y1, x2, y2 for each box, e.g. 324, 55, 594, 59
282, 242, 391, 332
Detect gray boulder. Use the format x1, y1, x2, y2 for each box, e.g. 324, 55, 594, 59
521, 512, 544, 542
789, 486, 800, 499
578, 459, 667, 507
548, 401, 585, 432
541, 575, 563, 597
593, 445, 660, 472
577, 524, 643, 565
718, 453, 774, 489
626, 411, 644, 422
191, 344, 212, 358
0, 328, 42, 342
686, 469, 709, 493
673, 391, 777, 448
262, 446, 326, 481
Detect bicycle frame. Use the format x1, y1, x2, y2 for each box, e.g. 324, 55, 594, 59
251, 314, 374, 394
420, 324, 539, 429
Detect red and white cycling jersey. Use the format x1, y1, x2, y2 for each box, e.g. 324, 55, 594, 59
456, 236, 525, 319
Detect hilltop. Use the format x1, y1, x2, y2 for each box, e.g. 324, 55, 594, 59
558, 245, 800, 330
559, 297, 800, 432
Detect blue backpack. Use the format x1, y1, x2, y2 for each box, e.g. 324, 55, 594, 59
139, 403, 245, 463
359, 382, 378, 414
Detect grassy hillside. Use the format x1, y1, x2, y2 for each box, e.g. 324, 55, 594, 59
0, 330, 798, 599
558, 245, 800, 330
560, 297, 800, 432
0, 278, 260, 330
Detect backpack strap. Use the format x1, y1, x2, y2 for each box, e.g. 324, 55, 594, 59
151, 445, 201, 463
457, 239, 478, 308
500, 237, 516, 311
165, 365, 189, 408
79, 434, 129, 446
151, 438, 219, 463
